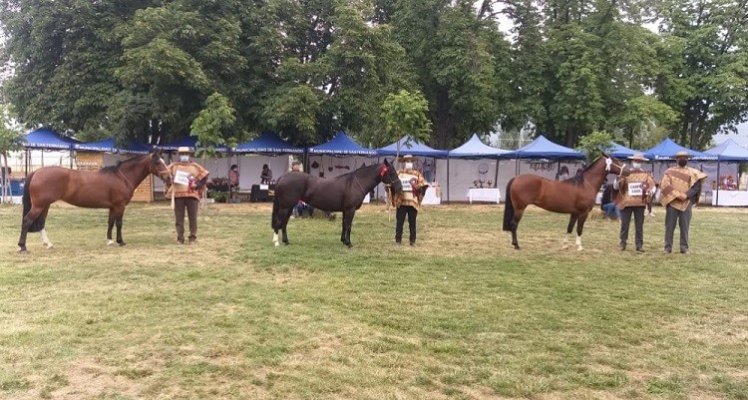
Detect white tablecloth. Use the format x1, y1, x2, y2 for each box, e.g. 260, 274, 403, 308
468, 188, 501, 204
711, 190, 748, 206
422, 187, 441, 205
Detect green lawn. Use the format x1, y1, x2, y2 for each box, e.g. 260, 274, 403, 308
1, 202, 746, 399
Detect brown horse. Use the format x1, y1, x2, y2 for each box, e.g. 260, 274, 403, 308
18, 151, 172, 252
502, 154, 630, 251
271, 159, 403, 247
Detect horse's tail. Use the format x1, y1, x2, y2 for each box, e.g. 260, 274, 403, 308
502, 178, 515, 231
271, 191, 280, 231
22, 172, 46, 232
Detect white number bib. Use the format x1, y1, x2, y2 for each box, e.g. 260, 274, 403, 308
628, 182, 643, 197
174, 170, 191, 186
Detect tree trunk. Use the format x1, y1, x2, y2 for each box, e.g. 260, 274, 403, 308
1, 152, 8, 204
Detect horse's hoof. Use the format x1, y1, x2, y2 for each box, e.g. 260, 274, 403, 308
107, 240, 114, 246
46, 244, 54, 249
18, 248, 27, 254
577, 247, 584, 251
273, 241, 279, 247
118, 242, 126, 247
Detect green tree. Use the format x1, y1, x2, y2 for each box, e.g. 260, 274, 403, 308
654, 0, 748, 149
190, 92, 237, 158
0, 104, 24, 203
576, 130, 614, 162
380, 89, 432, 156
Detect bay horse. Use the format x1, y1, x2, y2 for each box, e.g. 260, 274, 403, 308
502, 154, 629, 251
18, 151, 172, 252
271, 159, 403, 247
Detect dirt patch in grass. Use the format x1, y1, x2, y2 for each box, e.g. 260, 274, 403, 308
48, 358, 143, 399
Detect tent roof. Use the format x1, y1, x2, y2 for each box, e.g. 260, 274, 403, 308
157, 136, 228, 152
609, 142, 640, 159
644, 138, 715, 160
704, 138, 748, 161
509, 135, 585, 159
449, 134, 512, 158
308, 131, 376, 156
23, 128, 79, 150
377, 135, 449, 158
235, 131, 304, 154
75, 138, 152, 154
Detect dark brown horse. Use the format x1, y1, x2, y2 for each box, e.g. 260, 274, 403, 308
18, 152, 172, 252
271, 160, 403, 247
502, 154, 629, 251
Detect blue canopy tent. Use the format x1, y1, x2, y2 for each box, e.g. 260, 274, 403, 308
23, 128, 78, 150
508, 135, 585, 159
644, 138, 715, 161
705, 138, 748, 205
506, 135, 585, 186
308, 131, 376, 156
377, 136, 448, 202
609, 142, 640, 159
235, 131, 304, 154
74, 138, 152, 154
22, 128, 80, 173
233, 132, 304, 192
377, 135, 449, 158
448, 134, 512, 202
157, 136, 228, 153
449, 134, 511, 159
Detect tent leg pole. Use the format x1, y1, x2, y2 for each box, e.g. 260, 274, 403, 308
716, 160, 720, 206
446, 158, 450, 204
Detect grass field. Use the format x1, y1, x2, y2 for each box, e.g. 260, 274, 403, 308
1, 201, 747, 399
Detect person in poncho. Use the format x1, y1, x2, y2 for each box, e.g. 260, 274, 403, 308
393, 155, 428, 246
659, 151, 707, 254
167, 147, 210, 244
614, 153, 656, 252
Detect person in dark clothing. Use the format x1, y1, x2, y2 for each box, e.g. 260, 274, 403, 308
600, 183, 620, 220
658, 151, 707, 254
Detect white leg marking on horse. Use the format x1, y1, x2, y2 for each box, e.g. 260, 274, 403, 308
273, 233, 279, 247
41, 229, 53, 248
576, 235, 583, 251
562, 234, 569, 249
107, 239, 114, 246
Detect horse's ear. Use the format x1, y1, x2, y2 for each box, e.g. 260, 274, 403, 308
384, 158, 390, 165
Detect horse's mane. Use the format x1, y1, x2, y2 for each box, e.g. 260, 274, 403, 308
337, 163, 380, 183
99, 154, 146, 173
562, 156, 608, 186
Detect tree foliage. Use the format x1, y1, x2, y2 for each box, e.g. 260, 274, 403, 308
1, 0, 747, 150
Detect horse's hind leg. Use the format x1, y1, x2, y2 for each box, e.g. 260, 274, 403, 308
18, 205, 45, 253
281, 208, 293, 245
39, 207, 53, 249
510, 207, 525, 250
564, 215, 578, 249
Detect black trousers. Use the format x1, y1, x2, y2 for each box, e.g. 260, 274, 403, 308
664, 204, 692, 253
174, 197, 199, 242
395, 206, 418, 244
619, 206, 645, 250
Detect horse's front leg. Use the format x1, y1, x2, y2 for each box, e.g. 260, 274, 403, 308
106, 208, 116, 245
114, 206, 126, 246
342, 209, 355, 248
575, 212, 590, 251
564, 215, 578, 249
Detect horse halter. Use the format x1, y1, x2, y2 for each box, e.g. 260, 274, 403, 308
604, 157, 625, 177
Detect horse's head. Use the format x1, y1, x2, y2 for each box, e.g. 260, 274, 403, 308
150, 151, 172, 186
602, 153, 630, 177
379, 159, 403, 194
